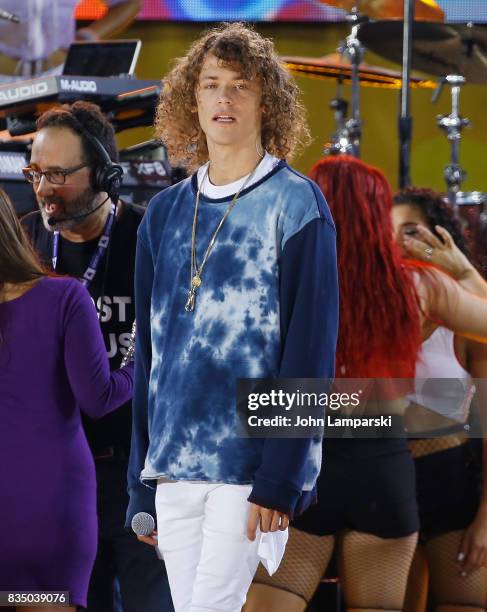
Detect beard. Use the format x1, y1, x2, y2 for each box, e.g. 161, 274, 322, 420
39, 185, 100, 233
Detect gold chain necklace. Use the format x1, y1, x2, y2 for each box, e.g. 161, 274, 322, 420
184, 162, 260, 312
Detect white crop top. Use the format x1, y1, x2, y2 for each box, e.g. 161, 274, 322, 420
408, 326, 475, 423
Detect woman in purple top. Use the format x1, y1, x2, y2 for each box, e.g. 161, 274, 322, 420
0, 189, 134, 611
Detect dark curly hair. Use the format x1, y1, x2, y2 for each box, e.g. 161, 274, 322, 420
155, 22, 311, 171
36, 101, 119, 166
393, 187, 472, 259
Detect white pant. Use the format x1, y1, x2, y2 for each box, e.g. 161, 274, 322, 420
155, 482, 262, 612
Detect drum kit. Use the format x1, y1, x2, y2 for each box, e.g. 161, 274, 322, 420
281, 0, 487, 274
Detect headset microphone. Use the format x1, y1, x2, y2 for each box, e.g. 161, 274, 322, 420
77, 126, 124, 204
26, 110, 124, 226
47, 196, 110, 227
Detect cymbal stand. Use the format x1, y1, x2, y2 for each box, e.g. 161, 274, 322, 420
398, 0, 415, 187
326, 8, 367, 157
433, 75, 470, 205
323, 78, 350, 154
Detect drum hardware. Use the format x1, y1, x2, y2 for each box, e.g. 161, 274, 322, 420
433, 74, 469, 204
432, 75, 486, 275
283, 2, 439, 165
317, 0, 486, 266
281, 53, 436, 88
320, 0, 446, 179
281, 52, 436, 156
323, 78, 351, 155
320, 0, 444, 22
357, 21, 487, 84
397, 0, 416, 187
454, 191, 487, 277
281, 51, 432, 156
321, 8, 368, 157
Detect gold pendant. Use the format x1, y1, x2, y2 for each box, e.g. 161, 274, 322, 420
185, 275, 202, 312
185, 275, 201, 312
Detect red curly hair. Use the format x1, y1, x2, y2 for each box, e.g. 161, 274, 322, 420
309, 156, 421, 378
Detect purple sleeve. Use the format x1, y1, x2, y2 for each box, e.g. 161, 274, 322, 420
62, 280, 134, 419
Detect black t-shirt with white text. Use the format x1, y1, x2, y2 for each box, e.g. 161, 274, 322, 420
23, 203, 143, 456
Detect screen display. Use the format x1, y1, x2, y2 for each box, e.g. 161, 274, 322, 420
63, 41, 141, 76
75, 0, 487, 23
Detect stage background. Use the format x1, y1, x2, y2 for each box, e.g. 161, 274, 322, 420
76, 1, 487, 192
76, 1, 487, 23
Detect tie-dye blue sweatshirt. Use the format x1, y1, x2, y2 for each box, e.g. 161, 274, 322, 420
126, 161, 338, 523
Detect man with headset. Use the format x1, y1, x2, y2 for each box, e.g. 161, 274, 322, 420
22, 101, 174, 612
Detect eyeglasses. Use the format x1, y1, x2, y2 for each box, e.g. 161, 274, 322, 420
22, 162, 88, 185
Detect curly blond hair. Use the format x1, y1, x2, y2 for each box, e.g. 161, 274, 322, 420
155, 22, 311, 171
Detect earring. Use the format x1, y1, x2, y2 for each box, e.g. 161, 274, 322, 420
256, 139, 265, 158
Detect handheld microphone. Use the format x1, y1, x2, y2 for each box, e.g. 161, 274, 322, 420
131, 512, 163, 559
131, 512, 155, 537
47, 196, 110, 227
0, 8, 20, 22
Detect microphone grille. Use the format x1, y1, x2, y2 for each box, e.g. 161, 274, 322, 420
131, 512, 155, 536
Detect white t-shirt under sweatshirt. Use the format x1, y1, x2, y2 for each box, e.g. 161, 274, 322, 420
196, 152, 280, 198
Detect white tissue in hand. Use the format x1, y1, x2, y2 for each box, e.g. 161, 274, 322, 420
257, 529, 289, 575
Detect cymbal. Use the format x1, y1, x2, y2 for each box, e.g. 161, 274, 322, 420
319, 0, 444, 22
281, 53, 436, 89
357, 22, 487, 83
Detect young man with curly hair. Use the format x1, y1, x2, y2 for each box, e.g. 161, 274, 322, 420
126, 22, 338, 611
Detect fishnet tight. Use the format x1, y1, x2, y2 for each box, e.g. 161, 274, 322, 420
404, 546, 429, 612
248, 527, 418, 611
426, 531, 487, 610
339, 530, 418, 609
408, 437, 467, 459
405, 532, 487, 612
251, 527, 334, 604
